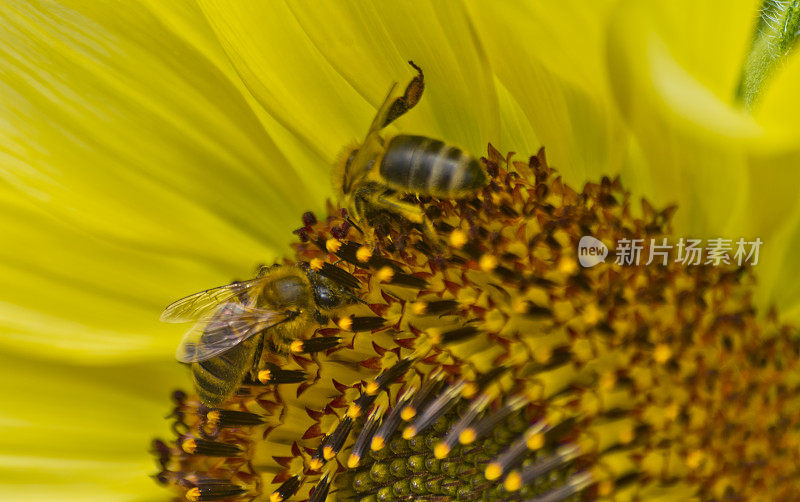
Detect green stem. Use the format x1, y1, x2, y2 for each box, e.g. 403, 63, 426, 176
737, 0, 800, 108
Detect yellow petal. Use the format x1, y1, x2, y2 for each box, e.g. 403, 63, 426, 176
0, 353, 182, 500
197, 0, 500, 163
607, 0, 800, 318
466, 0, 627, 183
0, 0, 320, 361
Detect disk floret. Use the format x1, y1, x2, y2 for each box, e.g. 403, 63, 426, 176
154, 146, 800, 501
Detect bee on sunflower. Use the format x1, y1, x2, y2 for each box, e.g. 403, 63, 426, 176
152, 64, 800, 501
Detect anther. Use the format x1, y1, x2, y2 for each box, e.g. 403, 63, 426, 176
181, 438, 242, 457
460, 394, 528, 445
325, 238, 342, 253
308, 471, 333, 502
372, 387, 416, 451
257, 363, 307, 384
290, 336, 341, 354
404, 381, 464, 439
436, 393, 492, 459
205, 409, 264, 428
348, 406, 383, 468
270, 475, 301, 502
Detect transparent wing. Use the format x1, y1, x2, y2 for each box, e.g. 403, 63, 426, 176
160, 278, 263, 323
175, 304, 295, 363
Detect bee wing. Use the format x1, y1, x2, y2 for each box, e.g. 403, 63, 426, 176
175, 306, 295, 363
160, 278, 263, 323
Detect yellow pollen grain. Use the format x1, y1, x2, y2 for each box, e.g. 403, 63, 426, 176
461, 382, 479, 399
270, 491, 283, 502
323, 445, 335, 460
206, 410, 220, 424
583, 303, 602, 325
186, 487, 201, 502
654, 343, 672, 364
257, 370, 272, 384
309, 458, 324, 471
479, 254, 498, 272
309, 257, 324, 270
512, 298, 529, 314
598, 480, 614, 496
527, 433, 545, 450
600, 372, 616, 390
485, 462, 503, 481
504, 470, 522, 491
347, 404, 362, 419
347, 454, 361, 469
356, 246, 373, 262
401, 407, 416, 421
557, 257, 577, 275
371, 436, 386, 451
449, 229, 468, 249
687, 449, 704, 469
337, 316, 353, 331
181, 438, 197, 454
376, 266, 395, 282
289, 340, 304, 354
325, 238, 342, 253
434, 442, 450, 459
412, 301, 428, 315
402, 426, 417, 440
459, 427, 477, 445
365, 381, 379, 395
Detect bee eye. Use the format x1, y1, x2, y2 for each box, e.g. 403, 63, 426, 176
313, 285, 338, 309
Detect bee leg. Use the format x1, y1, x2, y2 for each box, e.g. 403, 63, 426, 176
248, 334, 266, 381
370, 191, 442, 249
382, 61, 425, 128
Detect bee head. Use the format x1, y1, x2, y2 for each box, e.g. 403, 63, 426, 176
333, 144, 361, 196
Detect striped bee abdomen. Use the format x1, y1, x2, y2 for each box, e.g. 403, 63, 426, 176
380, 134, 487, 198
192, 333, 258, 407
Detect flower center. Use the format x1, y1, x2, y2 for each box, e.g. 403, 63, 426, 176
152, 146, 799, 501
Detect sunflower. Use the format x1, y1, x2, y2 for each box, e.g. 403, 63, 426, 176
2, 1, 799, 501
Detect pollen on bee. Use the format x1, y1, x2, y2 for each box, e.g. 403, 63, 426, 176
309, 257, 325, 271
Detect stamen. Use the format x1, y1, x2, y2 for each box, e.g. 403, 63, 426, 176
181, 437, 242, 457
205, 409, 264, 428
403, 381, 464, 439
270, 474, 301, 502
348, 406, 383, 468
308, 471, 333, 502
459, 394, 528, 445
372, 388, 416, 451
505, 443, 580, 492
290, 336, 340, 354
257, 363, 307, 384
435, 393, 492, 459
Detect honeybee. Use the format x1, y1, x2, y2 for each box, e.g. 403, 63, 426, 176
335, 61, 488, 243
161, 264, 355, 406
